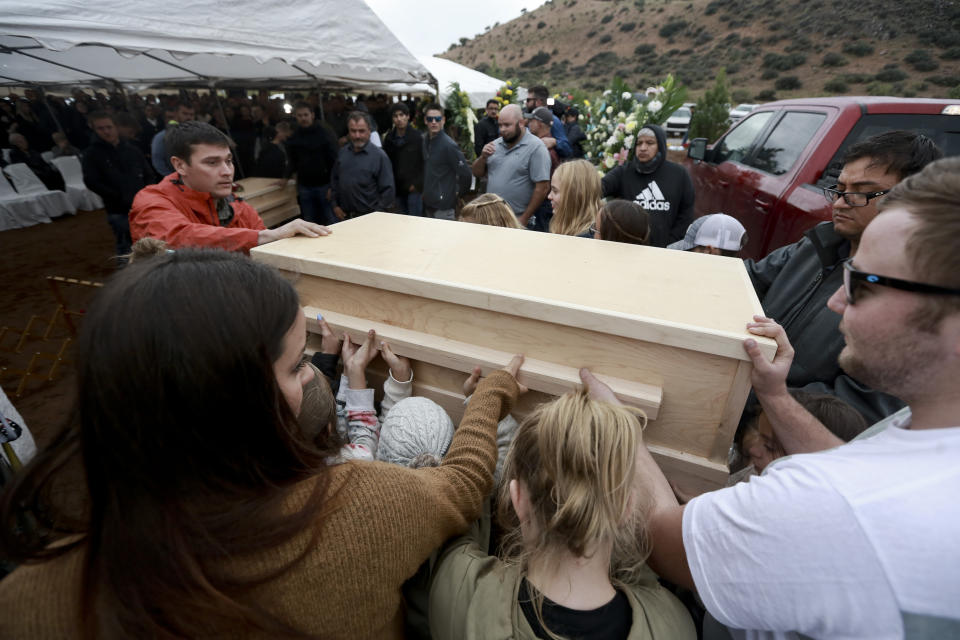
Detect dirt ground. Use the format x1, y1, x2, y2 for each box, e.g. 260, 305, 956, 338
1, 209, 116, 448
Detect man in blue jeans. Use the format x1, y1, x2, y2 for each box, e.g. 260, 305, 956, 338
82, 111, 155, 260
286, 102, 339, 225
382, 103, 424, 216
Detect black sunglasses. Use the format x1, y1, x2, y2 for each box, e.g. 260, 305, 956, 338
424, 115, 443, 123
842, 259, 960, 304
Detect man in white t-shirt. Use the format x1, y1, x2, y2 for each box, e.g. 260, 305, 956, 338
582, 156, 960, 639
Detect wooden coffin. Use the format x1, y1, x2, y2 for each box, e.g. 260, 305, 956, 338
251, 212, 775, 494
236, 177, 299, 228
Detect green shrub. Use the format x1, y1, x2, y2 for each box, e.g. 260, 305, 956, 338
599, 34, 612, 44
762, 52, 806, 71
824, 78, 848, 93
928, 75, 960, 87
587, 51, 619, 66
940, 47, 960, 60
601, 13, 614, 23
843, 73, 870, 84
919, 29, 960, 49
843, 42, 874, 57
866, 81, 892, 96
875, 67, 907, 82
822, 52, 848, 67
905, 49, 941, 70
755, 89, 777, 101
761, 69, 779, 80
775, 76, 802, 90
731, 88, 752, 103
537, 21, 547, 29
634, 43, 656, 56
949, 86, 960, 99
620, 22, 637, 32
586, 30, 597, 38
520, 51, 551, 68
658, 19, 688, 38
689, 68, 731, 143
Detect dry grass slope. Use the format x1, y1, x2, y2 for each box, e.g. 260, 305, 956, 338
441, 0, 960, 101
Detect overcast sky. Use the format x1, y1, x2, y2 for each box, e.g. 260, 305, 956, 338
365, 0, 547, 57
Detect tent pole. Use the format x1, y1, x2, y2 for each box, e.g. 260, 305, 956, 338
213, 86, 245, 180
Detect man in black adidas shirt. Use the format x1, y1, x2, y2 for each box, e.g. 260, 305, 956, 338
601, 123, 694, 248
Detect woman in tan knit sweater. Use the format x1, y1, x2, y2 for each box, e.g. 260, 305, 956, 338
0, 249, 522, 639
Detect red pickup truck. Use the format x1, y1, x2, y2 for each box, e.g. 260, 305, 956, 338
685, 97, 960, 260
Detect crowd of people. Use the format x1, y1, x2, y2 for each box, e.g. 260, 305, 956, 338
0, 80, 958, 640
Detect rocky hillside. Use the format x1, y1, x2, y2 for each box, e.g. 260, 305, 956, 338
440, 0, 960, 101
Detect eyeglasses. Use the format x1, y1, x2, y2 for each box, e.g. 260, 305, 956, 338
823, 185, 890, 207
424, 115, 443, 123
842, 258, 960, 305
589, 224, 598, 236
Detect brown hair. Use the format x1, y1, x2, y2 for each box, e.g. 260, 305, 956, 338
549, 159, 601, 236
459, 193, 523, 229
879, 156, 960, 329
597, 200, 650, 245
0, 250, 342, 638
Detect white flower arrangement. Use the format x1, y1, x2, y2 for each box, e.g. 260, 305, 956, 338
578, 75, 686, 174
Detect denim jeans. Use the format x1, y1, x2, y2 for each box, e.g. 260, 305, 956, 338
297, 184, 337, 225
396, 191, 423, 216
106, 213, 132, 257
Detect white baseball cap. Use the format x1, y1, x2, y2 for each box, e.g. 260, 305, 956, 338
694, 213, 747, 251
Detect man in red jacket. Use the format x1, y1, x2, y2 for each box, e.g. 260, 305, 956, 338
130, 122, 329, 253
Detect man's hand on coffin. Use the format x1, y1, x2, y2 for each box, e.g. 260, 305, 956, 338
317, 315, 342, 355
342, 329, 379, 390
744, 315, 793, 399
333, 205, 347, 221
381, 342, 412, 383
257, 218, 331, 245
579, 368, 621, 406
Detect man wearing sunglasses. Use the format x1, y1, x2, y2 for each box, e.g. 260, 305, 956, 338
627, 156, 960, 639
745, 130, 942, 424
421, 103, 471, 221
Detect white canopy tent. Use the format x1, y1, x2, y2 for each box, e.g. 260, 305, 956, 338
372, 56, 506, 109
0, 0, 436, 90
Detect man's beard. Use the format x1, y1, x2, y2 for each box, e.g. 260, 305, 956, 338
502, 124, 520, 143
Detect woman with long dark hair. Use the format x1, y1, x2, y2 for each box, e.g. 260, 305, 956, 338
0, 249, 522, 639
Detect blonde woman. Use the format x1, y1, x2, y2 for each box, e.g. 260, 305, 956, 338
459, 193, 524, 229
429, 371, 695, 640
548, 159, 603, 238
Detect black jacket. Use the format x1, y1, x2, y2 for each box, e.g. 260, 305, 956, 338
422, 131, 471, 210
745, 222, 905, 424
82, 137, 155, 216
473, 116, 499, 158
383, 126, 424, 193
285, 123, 338, 187
564, 121, 586, 158
255, 141, 288, 179
600, 124, 694, 248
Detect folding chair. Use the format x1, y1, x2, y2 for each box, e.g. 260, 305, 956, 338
51, 156, 104, 211
41, 150, 54, 165
2, 163, 75, 219
0, 169, 51, 231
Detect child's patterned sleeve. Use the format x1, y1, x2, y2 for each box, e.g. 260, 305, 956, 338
336, 379, 379, 459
